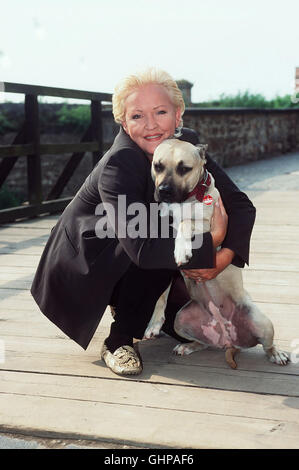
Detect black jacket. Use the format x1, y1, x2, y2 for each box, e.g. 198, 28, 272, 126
30, 127, 256, 349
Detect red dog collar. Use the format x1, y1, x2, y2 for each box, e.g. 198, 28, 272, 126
186, 169, 211, 202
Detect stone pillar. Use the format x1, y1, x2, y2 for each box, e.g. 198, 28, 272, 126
176, 80, 193, 106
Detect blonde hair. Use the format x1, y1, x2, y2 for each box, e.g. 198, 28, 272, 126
112, 68, 185, 128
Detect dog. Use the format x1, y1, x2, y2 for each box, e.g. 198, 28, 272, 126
144, 138, 289, 369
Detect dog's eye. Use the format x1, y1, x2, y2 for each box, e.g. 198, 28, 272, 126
176, 165, 192, 176
154, 162, 165, 173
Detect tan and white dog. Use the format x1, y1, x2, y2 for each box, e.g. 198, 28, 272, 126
144, 138, 289, 369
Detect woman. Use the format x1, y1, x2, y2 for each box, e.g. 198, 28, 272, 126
31, 69, 256, 376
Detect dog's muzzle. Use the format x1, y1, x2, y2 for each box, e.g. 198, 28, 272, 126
157, 183, 175, 202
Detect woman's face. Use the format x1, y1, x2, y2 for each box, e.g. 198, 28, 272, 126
122, 83, 181, 157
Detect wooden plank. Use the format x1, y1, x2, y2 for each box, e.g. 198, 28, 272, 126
0, 234, 49, 243
243, 270, 299, 286
251, 224, 299, 235
0, 266, 37, 274
0, 370, 299, 449
243, 283, 299, 304
0, 247, 45, 255
2, 369, 299, 425
0, 198, 71, 224
0, 230, 50, 239
1, 388, 298, 449
0, 144, 34, 158
246, 253, 299, 272
1, 343, 299, 398
46, 126, 92, 200
248, 190, 299, 201
0, 254, 43, 267
0, 215, 58, 229
250, 241, 299, 254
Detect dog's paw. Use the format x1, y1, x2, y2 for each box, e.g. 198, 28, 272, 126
266, 347, 290, 366
143, 319, 165, 340
159, 202, 170, 217
173, 341, 207, 356
174, 238, 192, 266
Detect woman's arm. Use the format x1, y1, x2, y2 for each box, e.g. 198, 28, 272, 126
205, 153, 256, 267
98, 148, 218, 270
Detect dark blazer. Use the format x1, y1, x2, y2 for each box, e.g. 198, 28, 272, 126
30, 127, 256, 349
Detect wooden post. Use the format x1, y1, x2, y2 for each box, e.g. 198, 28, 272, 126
24, 94, 42, 207
90, 99, 103, 167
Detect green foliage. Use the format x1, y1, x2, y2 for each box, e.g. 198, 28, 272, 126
193, 90, 299, 108
0, 112, 18, 135
0, 185, 22, 209
56, 104, 90, 133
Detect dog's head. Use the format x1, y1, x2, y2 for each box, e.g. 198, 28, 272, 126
151, 139, 208, 203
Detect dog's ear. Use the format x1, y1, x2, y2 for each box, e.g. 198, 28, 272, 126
196, 144, 208, 162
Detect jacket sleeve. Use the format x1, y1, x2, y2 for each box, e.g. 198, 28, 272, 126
205, 153, 256, 267
98, 148, 215, 270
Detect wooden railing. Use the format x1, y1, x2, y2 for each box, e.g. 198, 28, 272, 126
0, 82, 112, 224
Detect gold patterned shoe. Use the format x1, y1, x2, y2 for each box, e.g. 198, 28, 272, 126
101, 343, 143, 376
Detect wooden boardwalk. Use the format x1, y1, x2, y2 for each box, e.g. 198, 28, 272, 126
0, 189, 299, 449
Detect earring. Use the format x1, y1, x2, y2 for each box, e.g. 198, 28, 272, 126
174, 126, 183, 138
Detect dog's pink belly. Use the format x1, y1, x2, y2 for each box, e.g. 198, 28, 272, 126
175, 296, 259, 349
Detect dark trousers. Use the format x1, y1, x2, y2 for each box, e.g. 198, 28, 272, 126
106, 263, 191, 351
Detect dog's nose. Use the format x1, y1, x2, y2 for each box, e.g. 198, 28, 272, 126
158, 184, 174, 200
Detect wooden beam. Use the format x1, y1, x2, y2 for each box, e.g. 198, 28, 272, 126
39, 142, 100, 155
0, 198, 72, 224
91, 100, 103, 167
24, 95, 42, 206
0, 144, 35, 158
0, 142, 100, 158
45, 126, 93, 201
1, 81, 112, 102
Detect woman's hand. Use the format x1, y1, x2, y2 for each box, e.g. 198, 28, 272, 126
210, 196, 228, 249
182, 248, 235, 283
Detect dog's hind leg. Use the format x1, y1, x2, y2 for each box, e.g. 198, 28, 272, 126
262, 332, 290, 366
173, 300, 209, 355
173, 341, 208, 356
251, 304, 290, 365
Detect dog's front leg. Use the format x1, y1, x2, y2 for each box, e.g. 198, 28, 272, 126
143, 284, 171, 339
174, 219, 193, 266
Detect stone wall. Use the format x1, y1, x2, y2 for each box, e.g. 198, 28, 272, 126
183, 108, 299, 167
1, 104, 299, 202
